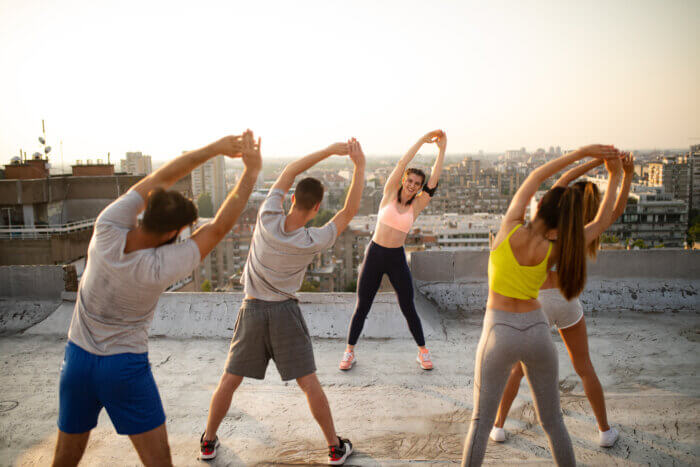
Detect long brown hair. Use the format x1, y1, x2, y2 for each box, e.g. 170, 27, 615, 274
536, 187, 586, 300
573, 181, 601, 258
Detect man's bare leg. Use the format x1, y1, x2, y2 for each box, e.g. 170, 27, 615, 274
52, 430, 91, 467
204, 372, 244, 441
129, 423, 173, 467
297, 373, 339, 446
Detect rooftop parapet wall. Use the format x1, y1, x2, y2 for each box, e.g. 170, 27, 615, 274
410, 249, 700, 313
0, 265, 65, 336
25, 292, 442, 340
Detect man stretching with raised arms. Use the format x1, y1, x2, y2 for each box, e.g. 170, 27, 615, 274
200, 139, 366, 465
52, 131, 262, 467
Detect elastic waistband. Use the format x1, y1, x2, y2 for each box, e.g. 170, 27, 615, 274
66, 340, 148, 359
242, 298, 298, 308
484, 307, 548, 328
369, 240, 404, 251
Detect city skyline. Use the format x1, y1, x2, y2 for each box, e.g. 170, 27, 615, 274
1, 0, 699, 164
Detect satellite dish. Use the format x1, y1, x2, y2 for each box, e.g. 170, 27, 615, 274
32, 152, 42, 159
38, 137, 46, 144
11, 156, 20, 163
45, 146, 52, 154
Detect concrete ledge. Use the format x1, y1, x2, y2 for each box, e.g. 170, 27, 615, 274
417, 279, 699, 313
411, 249, 700, 281
25, 292, 440, 340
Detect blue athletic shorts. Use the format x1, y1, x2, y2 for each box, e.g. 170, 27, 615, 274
58, 341, 166, 435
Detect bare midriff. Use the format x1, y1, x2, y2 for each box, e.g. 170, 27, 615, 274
373, 220, 410, 248
486, 290, 542, 314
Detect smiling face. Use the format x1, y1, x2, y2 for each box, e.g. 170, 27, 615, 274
402, 172, 424, 197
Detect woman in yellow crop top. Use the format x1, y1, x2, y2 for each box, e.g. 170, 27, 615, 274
462, 145, 623, 467
492, 153, 634, 449
339, 130, 446, 372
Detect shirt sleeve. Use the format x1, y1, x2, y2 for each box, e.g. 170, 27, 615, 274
96, 191, 144, 229
150, 239, 202, 288
259, 189, 285, 216
309, 221, 339, 252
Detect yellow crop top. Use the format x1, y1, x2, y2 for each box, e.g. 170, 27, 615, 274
488, 224, 552, 300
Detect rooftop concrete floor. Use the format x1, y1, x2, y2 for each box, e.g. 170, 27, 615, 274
1, 311, 699, 466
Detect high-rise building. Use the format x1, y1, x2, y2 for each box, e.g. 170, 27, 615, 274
690, 144, 700, 217
120, 152, 152, 175
191, 155, 227, 210
646, 156, 689, 205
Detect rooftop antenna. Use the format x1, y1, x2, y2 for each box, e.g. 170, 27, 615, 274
60, 140, 64, 175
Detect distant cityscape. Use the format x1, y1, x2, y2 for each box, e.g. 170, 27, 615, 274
2, 143, 699, 293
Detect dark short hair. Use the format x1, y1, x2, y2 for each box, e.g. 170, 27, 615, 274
294, 177, 325, 210
142, 188, 198, 234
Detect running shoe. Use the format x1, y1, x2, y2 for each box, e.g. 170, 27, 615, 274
200, 432, 220, 460
490, 426, 506, 442
599, 427, 619, 447
328, 436, 353, 465
339, 351, 356, 371
417, 349, 433, 370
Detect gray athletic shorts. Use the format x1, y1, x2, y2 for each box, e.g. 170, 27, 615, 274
225, 298, 316, 381
539, 288, 584, 330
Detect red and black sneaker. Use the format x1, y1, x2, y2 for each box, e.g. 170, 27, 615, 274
328, 436, 353, 465
200, 432, 220, 460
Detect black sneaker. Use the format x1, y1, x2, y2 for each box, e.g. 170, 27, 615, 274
328, 436, 353, 465
200, 432, 220, 460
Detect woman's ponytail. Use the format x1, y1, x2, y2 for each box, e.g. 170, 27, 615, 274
556, 187, 586, 300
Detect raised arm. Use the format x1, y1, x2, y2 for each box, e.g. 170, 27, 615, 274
413, 131, 446, 213
329, 138, 366, 235
553, 158, 604, 188
191, 132, 262, 260
610, 153, 634, 223
384, 130, 442, 197
502, 144, 619, 228
130, 135, 243, 204
584, 156, 623, 243
271, 142, 349, 194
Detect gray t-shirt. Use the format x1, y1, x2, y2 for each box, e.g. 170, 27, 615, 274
67, 190, 201, 356
242, 188, 338, 301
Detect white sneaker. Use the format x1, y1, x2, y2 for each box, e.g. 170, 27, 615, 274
490, 426, 505, 442
599, 427, 619, 447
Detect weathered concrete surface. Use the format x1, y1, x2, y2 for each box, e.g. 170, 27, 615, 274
0, 266, 64, 336
412, 250, 700, 313
1, 311, 698, 466
0, 266, 65, 299
25, 292, 442, 341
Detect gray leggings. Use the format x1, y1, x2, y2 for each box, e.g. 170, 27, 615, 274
462, 308, 575, 466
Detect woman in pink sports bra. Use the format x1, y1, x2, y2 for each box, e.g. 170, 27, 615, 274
339, 130, 446, 371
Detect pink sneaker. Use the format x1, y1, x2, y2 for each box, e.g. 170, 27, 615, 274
339, 351, 356, 371
417, 349, 433, 370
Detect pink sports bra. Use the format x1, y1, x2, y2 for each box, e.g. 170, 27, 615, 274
377, 201, 414, 233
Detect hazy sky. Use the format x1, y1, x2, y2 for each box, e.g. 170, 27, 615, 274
1, 0, 698, 165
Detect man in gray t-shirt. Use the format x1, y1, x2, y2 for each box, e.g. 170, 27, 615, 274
53, 131, 261, 467
201, 139, 366, 465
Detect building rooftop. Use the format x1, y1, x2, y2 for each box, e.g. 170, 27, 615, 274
0, 250, 698, 466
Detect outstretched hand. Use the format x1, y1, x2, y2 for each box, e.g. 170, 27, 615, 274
348, 138, 365, 166
213, 134, 245, 158
580, 144, 620, 160
621, 152, 635, 176
421, 130, 444, 144
604, 153, 623, 174
435, 130, 447, 151
240, 129, 262, 172
325, 142, 350, 156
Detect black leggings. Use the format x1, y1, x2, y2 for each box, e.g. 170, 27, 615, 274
347, 241, 425, 346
